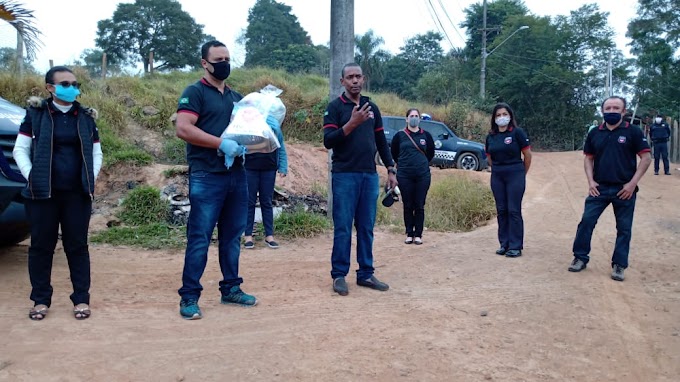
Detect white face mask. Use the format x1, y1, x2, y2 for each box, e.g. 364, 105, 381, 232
495, 116, 511, 127
655, 117, 662, 124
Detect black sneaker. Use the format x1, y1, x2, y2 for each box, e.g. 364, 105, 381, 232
244, 241, 254, 249
665, 172, 671, 175
495, 247, 507, 255
568, 258, 587, 272
333, 277, 348, 296
654, 172, 659, 175
611, 264, 625, 281
265, 239, 279, 249
357, 275, 389, 291
505, 249, 522, 258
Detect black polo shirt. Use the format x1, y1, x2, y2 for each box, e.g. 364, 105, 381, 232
390, 128, 435, 177
584, 122, 650, 185
323, 93, 394, 173
177, 79, 243, 173
485, 127, 530, 166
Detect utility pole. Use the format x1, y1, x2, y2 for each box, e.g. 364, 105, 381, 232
328, 0, 354, 217
480, 0, 487, 99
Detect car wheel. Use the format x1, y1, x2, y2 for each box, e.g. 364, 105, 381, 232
456, 152, 479, 171
0, 224, 30, 247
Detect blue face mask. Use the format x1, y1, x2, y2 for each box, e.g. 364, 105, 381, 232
53, 84, 81, 103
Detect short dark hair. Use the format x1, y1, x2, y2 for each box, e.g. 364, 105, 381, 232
490, 102, 517, 133
341, 63, 361, 78
600, 96, 627, 111
45, 66, 73, 84
405, 108, 420, 118
201, 40, 226, 60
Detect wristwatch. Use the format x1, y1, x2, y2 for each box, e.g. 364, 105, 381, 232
387, 167, 397, 175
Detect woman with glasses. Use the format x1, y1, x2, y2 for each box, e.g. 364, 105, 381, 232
13, 66, 102, 320
484, 103, 532, 258
390, 108, 435, 245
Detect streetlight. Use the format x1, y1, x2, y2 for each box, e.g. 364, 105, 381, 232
480, 25, 529, 99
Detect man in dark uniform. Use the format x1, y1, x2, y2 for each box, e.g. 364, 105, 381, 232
649, 114, 671, 175
323, 63, 397, 296
568, 96, 652, 282
174, 40, 266, 319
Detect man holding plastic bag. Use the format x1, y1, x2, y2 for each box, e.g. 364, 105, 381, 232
174, 40, 278, 320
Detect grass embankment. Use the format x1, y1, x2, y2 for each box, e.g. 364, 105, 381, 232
1, 68, 492, 248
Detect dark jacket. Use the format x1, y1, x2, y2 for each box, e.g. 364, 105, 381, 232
649, 122, 671, 143
22, 97, 98, 199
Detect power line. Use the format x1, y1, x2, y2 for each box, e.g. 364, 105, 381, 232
425, 0, 456, 50
436, 0, 466, 43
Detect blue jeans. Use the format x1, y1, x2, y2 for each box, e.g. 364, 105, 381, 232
330, 172, 379, 280
397, 172, 431, 237
572, 184, 636, 268
245, 169, 277, 237
179, 170, 248, 300
490, 163, 526, 250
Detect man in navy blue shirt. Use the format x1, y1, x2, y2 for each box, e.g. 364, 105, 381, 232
323, 63, 397, 296
175, 40, 261, 319
568, 96, 651, 281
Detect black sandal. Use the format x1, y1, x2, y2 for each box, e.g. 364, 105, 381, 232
73, 305, 91, 320
29, 305, 48, 321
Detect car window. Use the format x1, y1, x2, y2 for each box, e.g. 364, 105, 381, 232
421, 121, 449, 139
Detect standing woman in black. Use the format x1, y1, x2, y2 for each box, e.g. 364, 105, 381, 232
390, 108, 435, 245
485, 103, 532, 257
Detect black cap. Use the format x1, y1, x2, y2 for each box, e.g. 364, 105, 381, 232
382, 187, 398, 208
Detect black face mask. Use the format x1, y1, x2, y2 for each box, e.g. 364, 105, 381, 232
603, 112, 622, 125
208, 60, 230, 81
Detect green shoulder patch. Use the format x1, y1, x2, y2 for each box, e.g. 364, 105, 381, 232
179, 97, 189, 104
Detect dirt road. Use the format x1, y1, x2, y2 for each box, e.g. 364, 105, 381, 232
1, 151, 678, 381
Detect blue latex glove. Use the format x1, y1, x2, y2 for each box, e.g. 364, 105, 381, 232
266, 115, 281, 133
219, 138, 246, 169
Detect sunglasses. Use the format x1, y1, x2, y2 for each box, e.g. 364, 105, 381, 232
51, 81, 80, 88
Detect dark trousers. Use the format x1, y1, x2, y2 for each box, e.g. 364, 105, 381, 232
245, 169, 277, 237
397, 172, 431, 237
179, 170, 247, 301
25, 191, 92, 307
490, 164, 526, 250
653, 141, 670, 174
572, 184, 636, 268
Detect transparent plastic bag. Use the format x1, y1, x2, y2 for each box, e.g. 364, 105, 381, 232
219, 85, 286, 154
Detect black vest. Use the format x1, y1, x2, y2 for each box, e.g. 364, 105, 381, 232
22, 99, 97, 199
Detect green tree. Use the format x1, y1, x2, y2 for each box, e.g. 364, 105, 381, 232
244, 0, 310, 67
377, 31, 444, 100
78, 48, 122, 78
0, 47, 35, 73
459, 0, 528, 60
355, 30, 390, 91
270, 44, 319, 73
627, 0, 680, 114
95, 0, 208, 73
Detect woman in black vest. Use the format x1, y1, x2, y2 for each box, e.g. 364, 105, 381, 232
13, 66, 102, 320
243, 118, 288, 249
485, 103, 532, 258
390, 108, 435, 245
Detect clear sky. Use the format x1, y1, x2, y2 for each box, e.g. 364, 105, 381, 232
0, 0, 638, 73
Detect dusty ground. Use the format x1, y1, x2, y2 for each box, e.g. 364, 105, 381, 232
1, 148, 679, 382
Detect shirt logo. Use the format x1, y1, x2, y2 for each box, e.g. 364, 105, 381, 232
419, 139, 426, 145
324, 111, 329, 116
179, 97, 189, 104
368, 111, 375, 119
504, 137, 513, 144
618, 136, 626, 143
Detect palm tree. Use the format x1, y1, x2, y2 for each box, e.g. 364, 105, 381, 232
355, 30, 386, 92
0, 1, 42, 61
